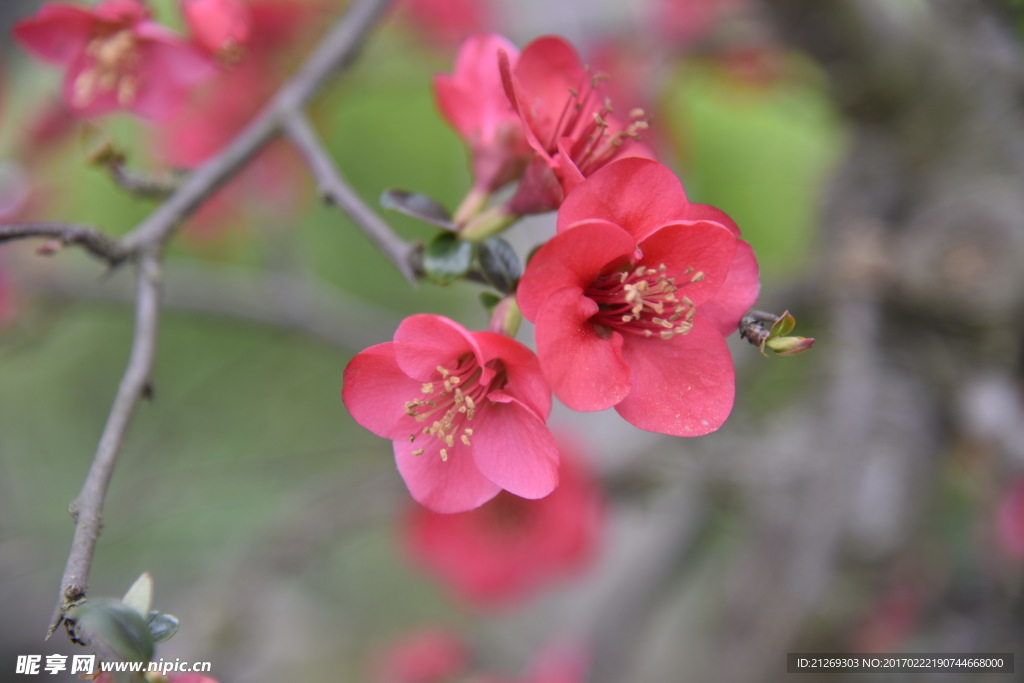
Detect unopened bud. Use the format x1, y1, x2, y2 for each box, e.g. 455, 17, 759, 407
765, 335, 815, 356
487, 295, 522, 338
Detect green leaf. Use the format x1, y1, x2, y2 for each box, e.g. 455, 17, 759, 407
380, 189, 454, 230
769, 311, 796, 338
121, 572, 153, 618
479, 292, 502, 312
147, 611, 179, 643
68, 599, 154, 663
423, 232, 473, 285
477, 238, 522, 294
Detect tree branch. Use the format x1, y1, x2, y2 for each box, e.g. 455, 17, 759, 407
119, 0, 393, 253
0, 223, 127, 265
282, 111, 418, 284
50, 250, 163, 637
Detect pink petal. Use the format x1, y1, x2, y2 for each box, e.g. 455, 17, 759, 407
436, 33, 519, 141
470, 395, 559, 499
93, 0, 149, 23
556, 158, 690, 240
699, 239, 760, 335
130, 36, 214, 120
473, 331, 552, 420
13, 4, 94, 65
393, 314, 479, 381
342, 343, 424, 440
684, 201, 741, 236
517, 220, 634, 321
636, 220, 738, 308
615, 320, 735, 436
512, 36, 585, 140
395, 436, 501, 513
534, 287, 631, 411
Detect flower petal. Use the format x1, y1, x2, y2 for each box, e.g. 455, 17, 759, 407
517, 220, 634, 321
699, 239, 760, 335
470, 395, 559, 499
556, 158, 691, 239
684, 201, 741, 236
534, 287, 631, 411
473, 331, 552, 420
13, 4, 94, 65
396, 436, 501, 513
614, 319, 735, 436
393, 314, 479, 381
636, 220, 737, 308
342, 342, 423, 440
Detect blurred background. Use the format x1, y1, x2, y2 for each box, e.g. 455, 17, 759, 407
2, 0, 1023, 681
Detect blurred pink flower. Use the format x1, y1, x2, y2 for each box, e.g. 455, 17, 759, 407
180, 0, 252, 60
403, 439, 603, 607
650, 0, 742, 46
14, 0, 214, 120
0, 263, 18, 332
371, 626, 469, 683
343, 314, 559, 513
435, 34, 531, 197
499, 36, 655, 214
996, 476, 1024, 560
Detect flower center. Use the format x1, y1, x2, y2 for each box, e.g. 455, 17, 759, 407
403, 354, 505, 462
73, 28, 142, 108
586, 263, 702, 340
547, 71, 649, 175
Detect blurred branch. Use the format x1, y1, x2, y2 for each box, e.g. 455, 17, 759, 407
15, 261, 400, 350
50, 250, 163, 637
282, 112, 419, 284
0, 223, 127, 265
106, 162, 181, 200
119, 0, 393, 253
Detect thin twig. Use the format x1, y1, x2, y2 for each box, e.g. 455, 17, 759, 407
119, 0, 393, 253
50, 250, 163, 636
0, 223, 127, 265
107, 163, 181, 200
282, 112, 418, 283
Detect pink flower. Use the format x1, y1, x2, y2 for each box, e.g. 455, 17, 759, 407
371, 626, 469, 683
435, 34, 531, 197
343, 314, 559, 513
403, 439, 603, 607
180, 0, 251, 60
516, 158, 760, 436
499, 36, 656, 214
13, 0, 214, 120
996, 477, 1024, 560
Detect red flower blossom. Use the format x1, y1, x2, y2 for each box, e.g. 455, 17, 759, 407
180, 0, 252, 60
371, 626, 469, 683
516, 158, 760, 436
403, 439, 603, 606
13, 0, 214, 120
343, 314, 559, 513
996, 476, 1024, 560
435, 34, 531, 200
498, 36, 656, 214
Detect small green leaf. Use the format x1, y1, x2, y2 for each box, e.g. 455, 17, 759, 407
423, 232, 473, 285
147, 611, 179, 643
479, 292, 502, 312
68, 599, 154, 663
769, 310, 796, 338
477, 238, 522, 294
380, 189, 454, 230
121, 572, 153, 618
